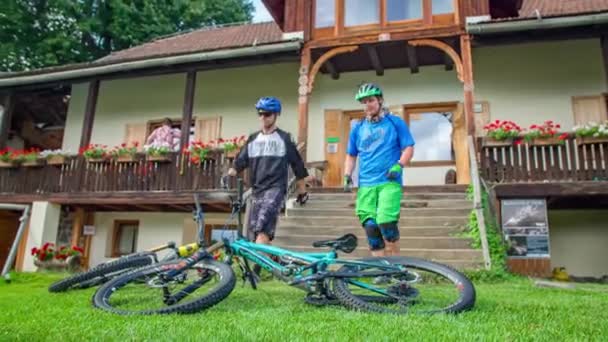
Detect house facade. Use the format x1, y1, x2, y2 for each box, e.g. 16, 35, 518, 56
1, 0, 607, 280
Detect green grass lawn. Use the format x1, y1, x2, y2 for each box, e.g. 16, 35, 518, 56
1, 272, 607, 341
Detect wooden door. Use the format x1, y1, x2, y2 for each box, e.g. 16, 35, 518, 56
0, 210, 20, 270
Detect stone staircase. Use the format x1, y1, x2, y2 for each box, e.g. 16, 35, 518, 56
274, 185, 483, 270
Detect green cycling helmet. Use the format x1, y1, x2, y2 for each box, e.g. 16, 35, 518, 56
355, 83, 383, 101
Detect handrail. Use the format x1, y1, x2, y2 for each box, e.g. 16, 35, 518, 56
468, 135, 492, 270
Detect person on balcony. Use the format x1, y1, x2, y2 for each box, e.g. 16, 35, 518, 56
343, 83, 415, 264
146, 117, 181, 151
228, 96, 309, 250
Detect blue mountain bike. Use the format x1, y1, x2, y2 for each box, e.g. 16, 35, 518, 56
92, 179, 476, 315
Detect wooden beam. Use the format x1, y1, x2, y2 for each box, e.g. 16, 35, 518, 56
460, 34, 476, 136
180, 71, 197, 152
601, 35, 608, 89
0, 93, 14, 149
79, 80, 99, 149
298, 47, 312, 161
82, 211, 94, 270
366, 46, 384, 76
307, 45, 358, 93
406, 45, 419, 74
323, 60, 340, 80
444, 39, 456, 71
71, 208, 85, 247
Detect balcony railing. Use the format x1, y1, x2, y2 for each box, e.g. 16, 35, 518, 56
479, 135, 608, 183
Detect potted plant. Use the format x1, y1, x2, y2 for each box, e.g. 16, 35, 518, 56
18, 148, 43, 167
112, 142, 139, 163
482, 120, 522, 146
188, 141, 211, 166
0, 148, 18, 168
573, 121, 608, 145
40, 149, 71, 166
144, 143, 172, 162
523, 121, 569, 146
32, 243, 84, 272
80, 144, 110, 163
219, 135, 247, 158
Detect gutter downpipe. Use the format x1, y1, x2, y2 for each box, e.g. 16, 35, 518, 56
0, 40, 302, 88
467, 12, 608, 35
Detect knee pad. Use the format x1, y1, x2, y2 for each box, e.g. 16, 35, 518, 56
363, 219, 385, 251
379, 222, 400, 242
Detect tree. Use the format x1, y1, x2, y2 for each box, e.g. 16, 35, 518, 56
0, 0, 254, 72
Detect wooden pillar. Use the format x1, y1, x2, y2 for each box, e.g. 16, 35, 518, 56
297, 47, 312, 161
180, 71, 197, 152
460, 34, 476, 137
70, 208, 85, 247
82, 211, 94, 270
0, 93, 15, 149
601, 35, 608, 89
79, 80, 100, 149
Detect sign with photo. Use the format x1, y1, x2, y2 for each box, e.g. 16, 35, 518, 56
501, 199, 550, 258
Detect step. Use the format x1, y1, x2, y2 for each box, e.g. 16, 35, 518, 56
311, 185, 468, 193
276, 226, 467, 237
277, 246, 483, 260
273, 236, 473, 249
280, 216, 469, 227
300, 199, 473, 209
308, 192, 468, 201
286, 207, 472, 218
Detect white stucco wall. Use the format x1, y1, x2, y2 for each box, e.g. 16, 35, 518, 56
62, 83, 88, 152
89, 212, 232, 267
548, 210, 608, 278
474, 39, 606, 129
23, 202, 61, 272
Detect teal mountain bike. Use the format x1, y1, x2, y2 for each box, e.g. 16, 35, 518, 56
92, 179, 476, 315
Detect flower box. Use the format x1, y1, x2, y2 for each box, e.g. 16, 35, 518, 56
576, 136, 608, 146
22, 159, 44, 167
147, 155, 171, 163
224, 149, 239, 158
530, 137, 564, 146
86, 157, 108, 164
482, 137, 515, 147
0, 161, 16, 168
46, 155, 67, 166
116, 155, 137, 163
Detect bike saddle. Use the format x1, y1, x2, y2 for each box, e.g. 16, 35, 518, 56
312, 233, 358, 253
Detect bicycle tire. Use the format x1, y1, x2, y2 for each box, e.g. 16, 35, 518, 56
332, 256, 476, 314
48, 253, 155, 293
92, 259, 236, 315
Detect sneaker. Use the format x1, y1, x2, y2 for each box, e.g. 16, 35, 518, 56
253, 264, 262, 277
373, 276, 391, 285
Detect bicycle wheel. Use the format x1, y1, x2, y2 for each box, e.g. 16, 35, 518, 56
332, 256, 476, 314
48, 253, 156, 293
92, 259, 236, 315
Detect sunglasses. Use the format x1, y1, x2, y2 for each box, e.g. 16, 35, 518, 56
258, 111, 274, 117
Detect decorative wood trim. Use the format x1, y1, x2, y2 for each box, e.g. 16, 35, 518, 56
71, 208, 85, 247
111, 220, 139, 258
79, 80, 100, 149
423, 0, 433, 25
180, 71, 197, 152
298, 47, 312, 160
83, 211, 94, 270
308, 45, 358, 93
460, 34, 476, 136
0, 93, 14, 149
408, 39, 464, 82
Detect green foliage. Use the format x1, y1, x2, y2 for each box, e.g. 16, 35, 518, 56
0, 0, 254, 72
464, 185, 513, 282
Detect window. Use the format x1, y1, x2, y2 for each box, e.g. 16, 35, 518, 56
386, 0, 423, 22
112, 221, 139, 257
345, 0, 380, 27
315, 0, 336, 28
407, 110, 454, 163
432, 0, 454, 14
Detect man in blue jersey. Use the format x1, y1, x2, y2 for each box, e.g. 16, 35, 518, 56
343, 83, 415, 258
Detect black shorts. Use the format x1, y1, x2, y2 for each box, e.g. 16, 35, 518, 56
248, 187, 284, 241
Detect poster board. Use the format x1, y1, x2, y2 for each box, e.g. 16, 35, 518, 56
501, 199, 550, 258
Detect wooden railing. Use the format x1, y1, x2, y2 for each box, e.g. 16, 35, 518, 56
479, 135, 608, 183
0, 152, 237, 195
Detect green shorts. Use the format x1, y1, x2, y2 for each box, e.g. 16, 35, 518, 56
355, 182, 402, 225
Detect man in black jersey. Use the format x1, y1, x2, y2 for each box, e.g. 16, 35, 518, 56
228, 96, 309, 245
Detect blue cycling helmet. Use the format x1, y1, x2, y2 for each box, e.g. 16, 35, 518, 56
255, 96, 281, 115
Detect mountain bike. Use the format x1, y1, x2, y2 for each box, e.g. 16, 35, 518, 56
92, 178, 476, 315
